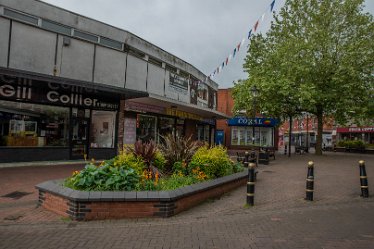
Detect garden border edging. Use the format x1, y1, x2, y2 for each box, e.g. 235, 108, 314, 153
36, 169, 248, 220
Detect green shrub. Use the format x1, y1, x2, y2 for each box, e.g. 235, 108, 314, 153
152, 150, 167, 172
337, 140, 366, 149
189, 146, 234, 179
64, 161, 140, 191
157, 173, 199, 190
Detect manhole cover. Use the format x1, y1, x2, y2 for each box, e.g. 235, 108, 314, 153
1, 191, 32, 199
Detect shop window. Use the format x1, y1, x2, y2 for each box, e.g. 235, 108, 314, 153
136, 115, 157, 142
230, 127, 274, 147
0, 100, 69, 147
90, 110, 116, 148
158, 117, 175, 143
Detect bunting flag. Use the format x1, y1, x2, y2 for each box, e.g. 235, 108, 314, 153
270, 0, 276, 12
254, 20, 259, 32
208, 0, 277, 80
248, 29, 252, 39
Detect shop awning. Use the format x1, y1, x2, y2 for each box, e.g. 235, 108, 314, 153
128, 94, 230, 119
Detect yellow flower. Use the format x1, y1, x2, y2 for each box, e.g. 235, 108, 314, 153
72, 170, 79, 176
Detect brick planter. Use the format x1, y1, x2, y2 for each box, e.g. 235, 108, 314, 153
36, 170, 247, 220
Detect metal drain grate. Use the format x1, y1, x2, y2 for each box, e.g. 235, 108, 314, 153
1, 191, 32, 199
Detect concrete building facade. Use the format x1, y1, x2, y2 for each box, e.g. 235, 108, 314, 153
0, 0, 227, 162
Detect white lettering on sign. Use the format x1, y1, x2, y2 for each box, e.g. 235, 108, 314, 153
46, 91, 98, 107
0, 84, 32, 99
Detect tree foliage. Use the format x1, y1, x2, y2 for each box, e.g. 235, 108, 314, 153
233, 0, 374, 154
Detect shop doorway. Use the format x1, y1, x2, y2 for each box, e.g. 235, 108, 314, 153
70, 108, 90, 160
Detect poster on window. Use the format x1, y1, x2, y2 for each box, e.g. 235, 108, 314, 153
124, 117, 137, 145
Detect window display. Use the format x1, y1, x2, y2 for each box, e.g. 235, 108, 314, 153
90, 110, 116, 148
231, 127, 274, 147
136, 114, 157, 142
158, 117, 175, 143
0, 100, 69, 147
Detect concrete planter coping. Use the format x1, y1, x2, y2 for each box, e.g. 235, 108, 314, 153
35, 169, 248, 220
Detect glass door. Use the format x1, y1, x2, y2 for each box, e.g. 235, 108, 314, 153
70, 108, 90, 160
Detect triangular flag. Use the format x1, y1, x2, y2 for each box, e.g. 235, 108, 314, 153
248, 29, 252, 39
225, 57, 229, 65
217, 67, 219, 73
233, 48, 237, 57
222, 62, 225, 68
254, 20, 259, 32
270, 0, 276, 12
241, 38, 245, 47
237, 42, 241, 52
261, 13, 265, 22
228, 53, 232, 62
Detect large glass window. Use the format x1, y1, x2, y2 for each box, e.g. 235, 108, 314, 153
0, 100, 69, 147
157, 117, 175, 143
90, 110, 116, 148
136, 115, 157, 142
231, 126, 274, 147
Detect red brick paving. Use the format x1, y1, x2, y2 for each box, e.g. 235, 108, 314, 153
0, 152, 373, 248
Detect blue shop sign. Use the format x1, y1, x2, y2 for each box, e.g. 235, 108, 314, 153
228, 117, 278, 127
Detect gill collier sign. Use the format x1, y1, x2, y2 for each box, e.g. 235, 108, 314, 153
0, 75, 118, 110
228, 117, 278, 127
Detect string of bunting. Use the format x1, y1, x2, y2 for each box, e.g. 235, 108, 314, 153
207, 0, 276, 81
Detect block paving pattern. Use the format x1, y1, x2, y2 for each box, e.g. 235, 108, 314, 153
0, 152, 373, 248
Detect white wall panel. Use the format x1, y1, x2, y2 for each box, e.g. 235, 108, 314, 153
9, 22, 55, 75
147, 63, 165, 96
125, 54, 147, 91
57, 37, 94, 82
0, 18, 10, 68
94, 46, 126, 88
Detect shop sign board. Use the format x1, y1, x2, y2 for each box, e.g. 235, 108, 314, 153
336, 127, 374, 133
169, 73, 189, 92
166, 107, 203, 121
228, 117, 278, 127
0, 74, 119, 110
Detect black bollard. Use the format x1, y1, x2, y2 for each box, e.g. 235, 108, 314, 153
305, 161, 314, 201
246, 163, 256, 206
359, 160, 369, 198
284, 144, 287, 155
244, 151, 250, 164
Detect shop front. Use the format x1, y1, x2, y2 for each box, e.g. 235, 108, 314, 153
336, 126, 374, 144
123, 101, 216, 146
227, 117, 279, 150
0, 73, 146, 162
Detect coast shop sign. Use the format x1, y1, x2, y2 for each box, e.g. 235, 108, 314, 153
227, 117, 279, 127
0, 75, 118, 110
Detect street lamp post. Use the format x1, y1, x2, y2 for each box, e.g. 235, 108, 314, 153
250, 85, 258, 147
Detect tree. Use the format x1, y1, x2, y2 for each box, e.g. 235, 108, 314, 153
233, 0, 374, 155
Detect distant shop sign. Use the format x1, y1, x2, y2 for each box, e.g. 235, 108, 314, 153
228, 117, 278, 127
337, 127, 374, 133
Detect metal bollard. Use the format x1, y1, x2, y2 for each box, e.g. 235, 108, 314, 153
305, 161, 314, 201
245, 151, 250, 164
284, 144, 287, 155
246, 163, 256, 206
359, 160, 369, 198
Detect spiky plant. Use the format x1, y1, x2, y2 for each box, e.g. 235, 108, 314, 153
159, 134, 200, 173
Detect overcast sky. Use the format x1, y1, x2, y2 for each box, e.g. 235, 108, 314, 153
42, 0, 374, 89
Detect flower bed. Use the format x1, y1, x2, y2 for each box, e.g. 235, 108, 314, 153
36, 170, 247, 220
36, 136, 246, 220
